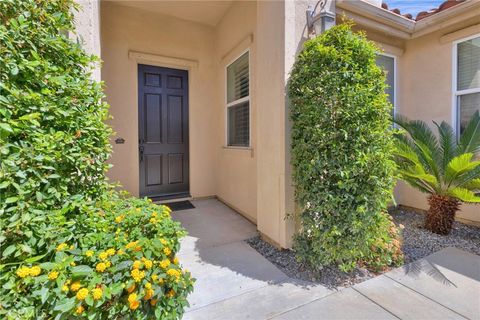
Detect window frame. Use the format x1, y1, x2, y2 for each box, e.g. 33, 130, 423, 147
225, 49, 251, 149
376, 52, 397, 119
452, 33, 480, 136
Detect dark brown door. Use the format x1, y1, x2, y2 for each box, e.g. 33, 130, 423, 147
138, 64, 189, 199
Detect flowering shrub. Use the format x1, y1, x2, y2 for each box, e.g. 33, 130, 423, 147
289, 23, 404, 272
1, 193, 194, 319
0, 0, 193, 318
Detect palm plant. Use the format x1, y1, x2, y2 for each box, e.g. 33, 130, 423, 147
393, 111, 480, 235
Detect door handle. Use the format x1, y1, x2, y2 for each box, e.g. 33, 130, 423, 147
139, 145, 144, 162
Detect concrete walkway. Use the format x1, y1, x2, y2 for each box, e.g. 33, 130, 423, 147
172, 199, 480, 320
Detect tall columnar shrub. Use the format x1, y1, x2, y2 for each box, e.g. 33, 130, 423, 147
289, 23, 403, 272
0, 1, 193, 319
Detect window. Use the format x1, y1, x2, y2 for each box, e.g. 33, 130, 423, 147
455, 35, 480, 134
375, 54, 396, 117
226, 51, 250, 147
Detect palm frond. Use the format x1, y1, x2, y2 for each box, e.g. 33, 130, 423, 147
445, 153, 480, 187
457, 111, 480, 154
447, 187, 480, 203
434, 121, 457, 173
394, 116, 442, 181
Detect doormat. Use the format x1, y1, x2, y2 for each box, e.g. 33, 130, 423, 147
162, 200, 195, 212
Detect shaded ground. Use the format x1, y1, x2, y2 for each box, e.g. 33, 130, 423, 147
247, 207, 480, 288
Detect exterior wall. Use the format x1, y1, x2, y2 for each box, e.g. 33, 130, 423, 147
73, 0, 101, 81
214, 1, 258, 222
100, 2, 217, 198
394, 19, 480, 224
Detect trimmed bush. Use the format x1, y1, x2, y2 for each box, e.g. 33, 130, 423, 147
0, 0, 193, 319
288, 23, 403, 272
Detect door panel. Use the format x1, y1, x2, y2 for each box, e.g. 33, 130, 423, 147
138, 65, 189, 198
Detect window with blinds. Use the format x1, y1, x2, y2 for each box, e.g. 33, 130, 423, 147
226, 52, 250, 147
456, 35, 480, 134
375, 54, 395, 117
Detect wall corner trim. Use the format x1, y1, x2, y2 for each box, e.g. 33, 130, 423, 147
221, 34, 254, 64
440, 24, 480, 44
128, 51, 199, 69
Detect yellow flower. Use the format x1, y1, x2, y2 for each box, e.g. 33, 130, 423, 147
134, 245, 142, 252
132, 260, 142, 269
167, 269, 180, 278
96, 262, 107, 272
144, 282, 152, 290
126, 241, 138, 250
166, 289, 175, 298
48, 271, 59, 280
117, 249, 124, 255
85, 250, 94, 257
152, 212, 158, 218
151, 274, 158, 281
135, 208, 141, 212
56, 243, 68, 251
62, 285, 69, 292
71, 281, 81, 292
92, 287, 103, 300
29, 266, 41, 277
163, 247, 171, 256
98, 251, 108, 261
144, 288, 154, 300
129, 300, 140, 310
131, 269, 145, 282
106, 248, 116, 256
150, 299, 158, 306
128, 293, 138, 304
115, 215, 125, 223
173, 257, 179, 265
149, 218, 157, 224
76, 288, 89, 300
105, 261, 111, 268
69, 245, 74, 250
159, 278, 164, 285
70, 262, 76, 267
159, 259, 170, 269
160, 239, 168, 246
144, 259, 153, 269
76, 305, 84, 314
127, 283, 136, 293
16, 266, 30, 278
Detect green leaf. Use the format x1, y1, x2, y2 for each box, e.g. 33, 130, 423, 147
0, 181, 10, 189
53, 297, 76, 312
40, 287, 49, 304
2, 245, 16, 257
71, 265, 93, 277
447, 188, 480, 203
5, 196, 18, 204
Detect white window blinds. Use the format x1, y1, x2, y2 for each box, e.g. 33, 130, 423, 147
226, 52, 250, 147
456, 36, 480, 134
227, 52, 249, 104
457, 36, 480, 91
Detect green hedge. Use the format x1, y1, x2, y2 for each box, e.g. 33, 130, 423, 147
288, 23, 403, 272
0, 1, 193, 318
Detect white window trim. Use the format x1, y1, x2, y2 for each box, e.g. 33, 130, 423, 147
225, 49, 251, 149
377, 52, 397, 118
452, 33, 480, 136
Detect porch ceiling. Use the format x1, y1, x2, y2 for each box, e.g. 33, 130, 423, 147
108, 0, 234, 27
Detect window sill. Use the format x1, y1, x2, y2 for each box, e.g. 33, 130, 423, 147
222, 146, 252, 150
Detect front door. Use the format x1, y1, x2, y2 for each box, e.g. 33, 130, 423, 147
138, 64, 189, 199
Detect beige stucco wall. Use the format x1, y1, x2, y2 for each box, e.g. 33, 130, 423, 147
101, 2, 217, 198
214, 1, 258, 222
394, 18, 480, 224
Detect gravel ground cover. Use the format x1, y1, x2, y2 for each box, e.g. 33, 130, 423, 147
246, 207, 480, 288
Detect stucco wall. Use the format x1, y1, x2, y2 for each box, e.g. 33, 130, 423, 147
394, 22, 480, 224
100, 2, 217, 198
214, 1, 258, 222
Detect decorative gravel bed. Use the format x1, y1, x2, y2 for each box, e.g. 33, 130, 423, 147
246, 207, 480, 289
